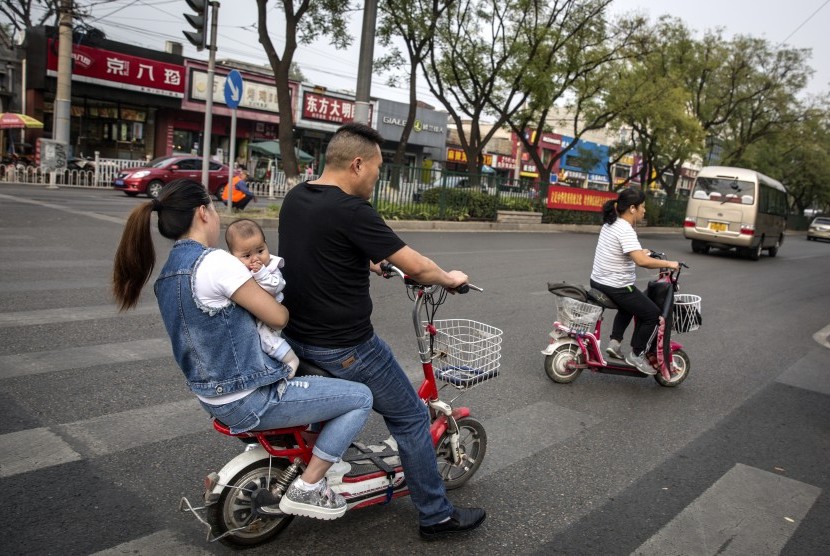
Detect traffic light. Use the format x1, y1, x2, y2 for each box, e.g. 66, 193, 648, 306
183, 0, 208, 51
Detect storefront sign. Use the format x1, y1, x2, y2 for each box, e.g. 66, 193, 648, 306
446, 147, 493, 166
190, 70, 279, 113
546, 184, 616, 212
302, 92, 368, 124
381, 116, 444, 134
46, 39, 184, 98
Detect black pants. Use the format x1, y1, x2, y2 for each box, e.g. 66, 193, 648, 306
590, 279, 660, 355
231, 193, 254, 210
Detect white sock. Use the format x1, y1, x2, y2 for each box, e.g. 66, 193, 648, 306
296, 477, 325, 491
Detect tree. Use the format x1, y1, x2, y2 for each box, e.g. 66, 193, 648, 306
1, 1, 59, 45
501, 2, 648, 187
421, 0, 581, 183
255, 0, 352, 182
376, 0, 454, 174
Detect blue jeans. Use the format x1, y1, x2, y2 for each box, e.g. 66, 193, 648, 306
200, 376, 372, 463
284, 333, 454, 526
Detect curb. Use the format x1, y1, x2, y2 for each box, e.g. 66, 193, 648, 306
218, 213, 683, 235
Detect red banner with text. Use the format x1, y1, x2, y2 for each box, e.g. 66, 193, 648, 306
546, 185, 617, 212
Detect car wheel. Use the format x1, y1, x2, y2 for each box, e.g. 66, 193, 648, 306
146, 180, 164, 199
768, 238, 781, 257
747, 240, 763, 261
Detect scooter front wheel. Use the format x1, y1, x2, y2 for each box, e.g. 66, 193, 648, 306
654, 349, 691, 387
206, 460, 294, 547
436, 417, 487, 490
544, 341, 584, 383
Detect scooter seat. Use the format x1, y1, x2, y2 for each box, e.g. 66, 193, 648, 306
587, 288, 617, 310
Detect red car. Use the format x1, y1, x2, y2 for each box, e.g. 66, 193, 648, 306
112, 156, 231, 199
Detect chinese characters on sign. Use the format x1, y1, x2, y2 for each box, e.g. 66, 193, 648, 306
302, 92, 370, 124
546, 184, 617, 212
190, 71, 280, 113
446, 147, 495, 166
46, 39, 184, 98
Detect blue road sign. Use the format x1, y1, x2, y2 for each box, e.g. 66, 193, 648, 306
224, 69, 243, 109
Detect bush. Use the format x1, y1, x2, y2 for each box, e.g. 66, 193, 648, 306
421, 188, 498, 220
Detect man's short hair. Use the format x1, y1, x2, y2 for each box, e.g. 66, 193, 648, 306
325, 123, 384, 169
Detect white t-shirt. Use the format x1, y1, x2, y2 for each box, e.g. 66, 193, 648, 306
193, 249, 253, 309
590, 219, 642, 288
192, 249, 257, 405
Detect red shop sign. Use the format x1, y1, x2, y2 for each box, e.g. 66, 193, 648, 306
47, 39, 185, 98
546, 184, 617, 212
302, 91, 370, 124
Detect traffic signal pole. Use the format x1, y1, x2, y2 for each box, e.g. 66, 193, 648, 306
200, 2, 220, 190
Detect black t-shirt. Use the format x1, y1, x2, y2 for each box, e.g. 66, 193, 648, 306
278, 182, 406, 347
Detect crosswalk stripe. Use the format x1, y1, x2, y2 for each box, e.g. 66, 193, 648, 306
632, 463, 821, 555
777, 347, 830, 396
0, 399, 208, 478
0, 427, 82, 478
472, 400, 602, 483
90, 529, 213, 555
0, 304, 157, 328
0, 338, 172, 379
58, 398, 207, 457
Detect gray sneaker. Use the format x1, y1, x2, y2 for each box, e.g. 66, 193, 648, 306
625, 351, 657, 375
605, 339, 624, 359
277, 478, 347, 520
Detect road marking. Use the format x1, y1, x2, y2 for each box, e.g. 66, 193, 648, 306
0, 304, 157, 328
472, 401, 601, 483
58, 398, 206, 457
633, 463, 821, 556
90, 529, 213, 556
777, 347, 830, 396
0, 193, 126, 225
1, 399, 207, 478
0, 427, 82, 478
812, 322, 830, 349
0, 338, 172, 379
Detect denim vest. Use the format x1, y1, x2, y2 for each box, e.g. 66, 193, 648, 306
154, 239, 288, 398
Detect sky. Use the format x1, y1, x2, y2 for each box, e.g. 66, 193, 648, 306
66, 0, 830, 106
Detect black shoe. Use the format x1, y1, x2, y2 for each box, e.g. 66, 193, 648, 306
419, 507, 486, 540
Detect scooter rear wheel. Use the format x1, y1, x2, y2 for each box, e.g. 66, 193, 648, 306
207, 460, 294, 547
654, 349, 691, 387
436, 417, 487, 490
544, 342, 584, 383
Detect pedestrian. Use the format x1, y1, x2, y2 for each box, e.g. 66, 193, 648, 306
278, 123, 486, 539
112, 179, 372, 520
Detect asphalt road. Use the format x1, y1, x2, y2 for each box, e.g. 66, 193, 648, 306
1, 184, 828, 555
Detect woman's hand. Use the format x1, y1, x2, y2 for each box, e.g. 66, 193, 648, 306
231, 278, 288, 329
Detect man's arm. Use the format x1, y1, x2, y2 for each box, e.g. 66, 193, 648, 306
384, 245, 468, 289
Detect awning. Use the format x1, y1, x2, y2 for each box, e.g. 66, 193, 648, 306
249, 140, 314, 162
0, 113, 44, 129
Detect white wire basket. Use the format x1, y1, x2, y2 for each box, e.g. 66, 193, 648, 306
673, 294, 702, 333
555, 297, 602, 334
429, 319, 503, 389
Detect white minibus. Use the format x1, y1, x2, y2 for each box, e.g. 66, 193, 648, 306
683, 166, 788, 260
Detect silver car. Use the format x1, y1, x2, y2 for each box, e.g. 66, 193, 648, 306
806, 216, 830, 241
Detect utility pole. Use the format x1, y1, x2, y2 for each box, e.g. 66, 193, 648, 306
200, 2, 220, 188
354, 0, 377, 126
54, 0, 73, 146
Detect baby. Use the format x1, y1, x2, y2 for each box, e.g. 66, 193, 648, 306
225, 219, 299, 377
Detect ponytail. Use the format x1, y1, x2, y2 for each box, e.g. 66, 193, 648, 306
113, 202, 156, 311
602, 199, 618, 225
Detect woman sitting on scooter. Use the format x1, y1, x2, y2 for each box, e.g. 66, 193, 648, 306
112, 179, 372, 521
589, 187, 680, 375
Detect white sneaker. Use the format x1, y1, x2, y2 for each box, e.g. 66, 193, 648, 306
605, 339, 624, 359
277, 477, 346, 520
625, 351, 657, 375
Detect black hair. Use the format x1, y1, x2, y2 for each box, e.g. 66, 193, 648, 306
602, 187, 646, 225
325, 123, 385, 169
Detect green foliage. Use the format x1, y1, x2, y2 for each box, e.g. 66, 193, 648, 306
422, 188, 498, 220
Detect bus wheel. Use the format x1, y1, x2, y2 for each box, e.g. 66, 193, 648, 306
747, 240, 763, 261
767, 237, 782, 257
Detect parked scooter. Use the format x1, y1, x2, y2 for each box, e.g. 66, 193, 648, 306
542, 254, 701, 387
180, 263, 502, 547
